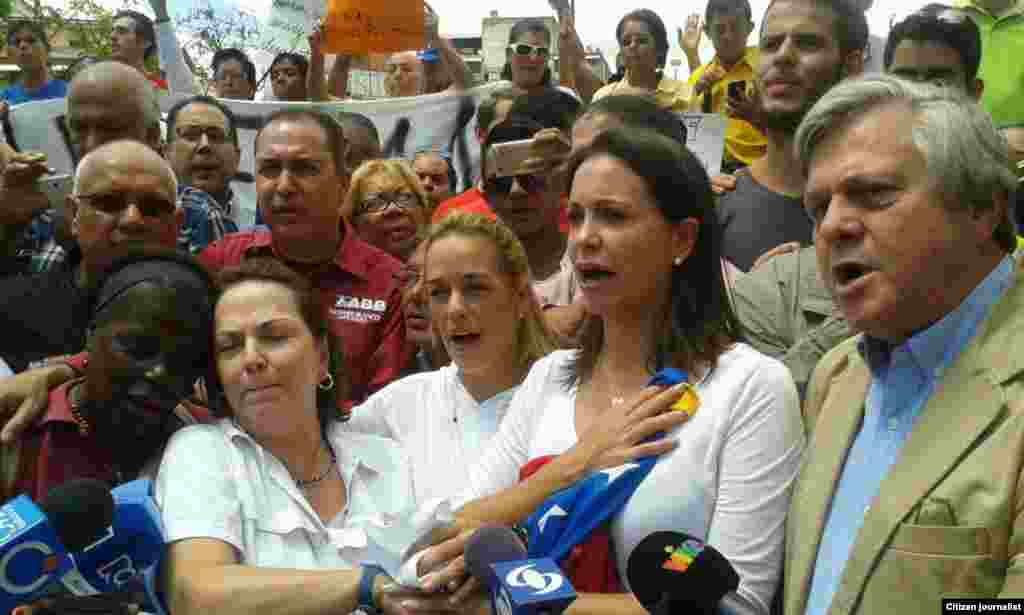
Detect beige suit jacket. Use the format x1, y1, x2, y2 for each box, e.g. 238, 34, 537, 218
785, 264, 1024, 615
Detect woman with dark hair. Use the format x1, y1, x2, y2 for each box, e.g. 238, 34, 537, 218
157, 257, 469, 615
592, 9, 693, 111
500, 18, 557, 94
437, 128, 803, 615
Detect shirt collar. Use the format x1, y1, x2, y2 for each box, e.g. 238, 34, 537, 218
858, 254, 1016, 374
222, 417, 400, 477
243, 220, 373, 281
37, 381, 80, 428
709, 46, 759, 72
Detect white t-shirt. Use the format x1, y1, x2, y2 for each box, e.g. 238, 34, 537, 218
532, 251, 579, 308
346, 364, 518, 503
156, 418, 417, 570
457, 345, 805, 615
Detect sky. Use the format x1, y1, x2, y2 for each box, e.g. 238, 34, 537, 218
229, 0, 937, 66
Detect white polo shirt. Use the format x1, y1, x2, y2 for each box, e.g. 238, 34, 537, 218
155, 418, 417, 570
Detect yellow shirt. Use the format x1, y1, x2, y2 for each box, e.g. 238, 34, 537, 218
592, 74, 693, 113
688, 47, 767, 166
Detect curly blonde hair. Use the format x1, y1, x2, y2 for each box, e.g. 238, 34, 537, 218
423, 213, 559, 370
341, 158, 432, 221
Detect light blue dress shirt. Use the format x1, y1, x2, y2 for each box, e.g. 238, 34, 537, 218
805, 255, 1015, 615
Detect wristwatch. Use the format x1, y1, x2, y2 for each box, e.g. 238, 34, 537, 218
355, 564, 386, 615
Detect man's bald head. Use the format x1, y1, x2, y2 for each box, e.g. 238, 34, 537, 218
70, 139, 182, 275
75, 139, 177, 197
67, 61, 161, 156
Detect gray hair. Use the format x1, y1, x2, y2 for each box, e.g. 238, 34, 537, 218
795, 74, 1016, 251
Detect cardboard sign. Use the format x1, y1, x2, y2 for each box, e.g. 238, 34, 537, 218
323, 0, 425, 54
678, 112, 728, 176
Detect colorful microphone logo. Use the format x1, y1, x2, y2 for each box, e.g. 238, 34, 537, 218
661, 538, 705, 573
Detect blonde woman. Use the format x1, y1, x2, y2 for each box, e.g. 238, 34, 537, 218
342, 159, 431, 261
346, 213, 559, 503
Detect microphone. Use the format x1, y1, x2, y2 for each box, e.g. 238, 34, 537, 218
63, 479, 164, 599
465, 527, 577, 615
0, 479, 114, 614
626, 531, 739, 615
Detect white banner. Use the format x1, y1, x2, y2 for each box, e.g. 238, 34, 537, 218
4, 85, 499, 227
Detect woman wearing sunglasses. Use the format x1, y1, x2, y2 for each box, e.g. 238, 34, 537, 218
593, 9, 693, 112
499, 18, 559, 94
341, 159, 432, 261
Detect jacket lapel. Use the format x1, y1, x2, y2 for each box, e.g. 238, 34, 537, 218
786, 353, 870, 615
827, 265, 1024, 612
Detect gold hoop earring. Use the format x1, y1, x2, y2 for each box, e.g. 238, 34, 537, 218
319, 374, 335, 391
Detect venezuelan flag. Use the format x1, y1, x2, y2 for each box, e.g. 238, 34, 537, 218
671, 384, 701, 417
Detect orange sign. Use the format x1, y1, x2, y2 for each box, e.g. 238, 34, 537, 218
323, 0, 426, 54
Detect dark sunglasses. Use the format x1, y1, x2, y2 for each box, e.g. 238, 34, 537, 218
485, 174, 547, 196
508, 43, 550, 59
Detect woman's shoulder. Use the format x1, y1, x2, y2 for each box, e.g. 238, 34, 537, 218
707, 343, 797, 401
525, 349, 577, 381
165, 419, 235, 449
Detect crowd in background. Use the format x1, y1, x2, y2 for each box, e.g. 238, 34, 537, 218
1, 0, 1024, 614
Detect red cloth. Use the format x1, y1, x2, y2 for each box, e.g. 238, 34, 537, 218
518, 456, 624, 594
200, 223, 412, 405
147, 74, 169, 91
432, 187, 496, 223
8, 382, 118, 502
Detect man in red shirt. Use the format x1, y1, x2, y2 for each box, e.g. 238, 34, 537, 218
201, 109, 409, 404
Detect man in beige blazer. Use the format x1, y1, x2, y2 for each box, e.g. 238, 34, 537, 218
785, 75, 1023, 615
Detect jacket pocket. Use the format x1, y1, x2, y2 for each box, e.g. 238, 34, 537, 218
889, 523, 992, 557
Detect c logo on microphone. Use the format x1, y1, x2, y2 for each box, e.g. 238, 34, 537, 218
505, 564, 564, 595
0, 541, 57, 595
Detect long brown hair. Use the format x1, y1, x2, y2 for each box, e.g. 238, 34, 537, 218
565, 128, 741, 384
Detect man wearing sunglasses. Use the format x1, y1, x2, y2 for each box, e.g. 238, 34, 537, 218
884, 4, 984, 99
483, 117, 575, 307
956, 0, 1024, 125
0, 140, 186, 374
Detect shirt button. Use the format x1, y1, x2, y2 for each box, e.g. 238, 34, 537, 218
887, 418, 899, 431
863, 505, 870, 516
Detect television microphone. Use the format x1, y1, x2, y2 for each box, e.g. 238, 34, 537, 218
465, 526, 576, 615
626, 531, 739, 615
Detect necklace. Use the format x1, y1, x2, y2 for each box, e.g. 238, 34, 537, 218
66, 379, 91, 436
295, 442, 338, 489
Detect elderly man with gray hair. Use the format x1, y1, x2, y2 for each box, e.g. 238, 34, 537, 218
784, 74, 1021, 615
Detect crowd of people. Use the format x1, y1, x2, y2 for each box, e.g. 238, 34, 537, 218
1, 0, 1024, 614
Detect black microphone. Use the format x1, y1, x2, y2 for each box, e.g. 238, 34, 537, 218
465, 527, 576, 615
626, 531, 739, 615
41, 479, 116, 552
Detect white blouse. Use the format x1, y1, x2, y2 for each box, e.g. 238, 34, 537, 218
346, 363, 518, 503
456, 345, 805, 615
156, 418, 417, 570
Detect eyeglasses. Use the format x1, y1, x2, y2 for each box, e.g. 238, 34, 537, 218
484, 174, 547, 196
73, 191, 176, 218
176, 125, 230, 145
508, 43, 550, 59
393, 266, 422, 291
360, 192, 422, 214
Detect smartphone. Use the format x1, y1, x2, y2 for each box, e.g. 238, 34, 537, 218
724, 80, 749, 101
36, 173, 73, 210
487, 138, 534, 179
727, 80, 748, 100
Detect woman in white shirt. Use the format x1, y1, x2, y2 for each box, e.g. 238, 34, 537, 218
424, 128, 804, 615
346, 213, 560, 503
156, 258, 459, 615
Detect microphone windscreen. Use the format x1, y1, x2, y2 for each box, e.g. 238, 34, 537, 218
464, 526, 528, 587
40, 479, 115, 552
626, 531, 739, 612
